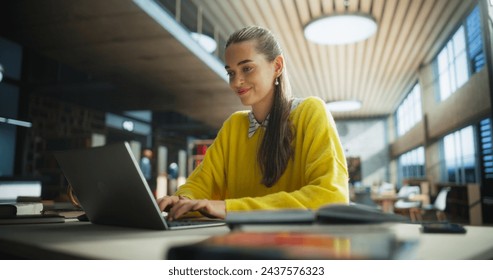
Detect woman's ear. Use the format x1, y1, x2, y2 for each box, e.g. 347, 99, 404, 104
274, 55, 284, 76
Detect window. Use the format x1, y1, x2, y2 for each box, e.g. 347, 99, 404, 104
436, 6, 485, 101
466, 6, 485, 73
442, 126, 477, 183
398, 147, 425, 182
437, 27, 468, 100
479, 118, 493, 180
395, 83, 422, 137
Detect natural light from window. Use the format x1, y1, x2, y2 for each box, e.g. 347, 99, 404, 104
396, 83, 422, 137
437, 26, 469, 101
399, 146, 425, 180
443, 126, 477, 183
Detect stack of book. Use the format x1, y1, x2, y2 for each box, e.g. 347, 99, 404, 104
0, 202, 43, 216
0, 202, 64, 225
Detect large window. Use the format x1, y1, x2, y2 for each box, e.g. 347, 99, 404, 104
437, 26, 468, 100
436, 6, 484, 101
396, 83, 422, 137
442, 126, 477, 183
398, 146, 425, 182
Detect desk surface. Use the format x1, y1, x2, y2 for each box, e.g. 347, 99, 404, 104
0, 220, 229, 259
1, 220, 493, 260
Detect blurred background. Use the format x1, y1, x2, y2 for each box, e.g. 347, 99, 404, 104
0, 0, 492, 224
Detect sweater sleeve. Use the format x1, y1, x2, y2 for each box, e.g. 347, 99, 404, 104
226, 97, 349, 211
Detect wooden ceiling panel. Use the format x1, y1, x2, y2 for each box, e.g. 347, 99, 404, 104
2, 0, 477, 128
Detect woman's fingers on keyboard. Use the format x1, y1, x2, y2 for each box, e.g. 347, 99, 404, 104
167, 199, 224, 220
157, 196, 180, 212
167, 199, 206, 221
167, 200, 191, 221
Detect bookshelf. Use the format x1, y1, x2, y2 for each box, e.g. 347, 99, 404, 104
26, 95, 106, 199
435, 182, 482, 225
187, 139, 214, 176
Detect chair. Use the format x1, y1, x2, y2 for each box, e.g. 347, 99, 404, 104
352, 189, 380, 209
422, 187, 451, 222
393, 186, 421, 221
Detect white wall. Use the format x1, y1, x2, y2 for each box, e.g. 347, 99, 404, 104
336, 119, 389, 187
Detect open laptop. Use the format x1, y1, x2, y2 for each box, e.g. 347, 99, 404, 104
54, 142, 224, 230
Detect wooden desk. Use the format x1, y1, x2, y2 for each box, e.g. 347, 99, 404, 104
1, 220, 493, 259
0, 220, 229, 259
371, 194, 400, 213
372, 194, 428, 214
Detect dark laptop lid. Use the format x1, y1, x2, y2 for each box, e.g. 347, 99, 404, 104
54, 142, 168, 230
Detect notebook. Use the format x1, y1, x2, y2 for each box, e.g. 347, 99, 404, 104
168, 229, 418, 260
54, 142, 224, 230
225, 203, 409, 229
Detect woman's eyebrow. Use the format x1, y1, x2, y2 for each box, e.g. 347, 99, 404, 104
225, 59, 254, 69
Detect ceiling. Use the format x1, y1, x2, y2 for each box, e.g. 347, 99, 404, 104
1, 0, 477, 130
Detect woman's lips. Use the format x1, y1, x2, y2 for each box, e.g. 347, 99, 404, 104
237, 88, 250, 95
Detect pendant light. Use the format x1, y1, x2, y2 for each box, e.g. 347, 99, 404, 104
304, 1, 377, 45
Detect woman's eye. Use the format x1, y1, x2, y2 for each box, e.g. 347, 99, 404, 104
227, 71, 235, 77
243, 66, 252, 72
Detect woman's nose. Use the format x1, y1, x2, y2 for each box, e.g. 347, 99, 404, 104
231, 74, 243, 87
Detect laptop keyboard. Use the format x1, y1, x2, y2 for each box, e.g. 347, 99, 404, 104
167, 219, 225, 228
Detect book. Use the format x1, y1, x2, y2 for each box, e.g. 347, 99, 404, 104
0, 202, 44, 218
0, 214, 65, 225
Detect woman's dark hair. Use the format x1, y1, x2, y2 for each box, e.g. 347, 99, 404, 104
226, 26, 294, 187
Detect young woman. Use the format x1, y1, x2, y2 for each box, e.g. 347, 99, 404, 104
157, 26, 349, 220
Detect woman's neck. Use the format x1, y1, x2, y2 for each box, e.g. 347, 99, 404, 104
252, 93, 274, 123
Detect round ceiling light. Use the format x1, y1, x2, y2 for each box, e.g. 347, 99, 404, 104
304, 14, 377, 45
326, 100, 362, 112
191, 32, 217, 53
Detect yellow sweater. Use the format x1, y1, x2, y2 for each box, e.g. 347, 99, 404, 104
175, 96, 349, 211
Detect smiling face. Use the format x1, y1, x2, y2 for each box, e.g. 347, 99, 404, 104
225, 40, 282, 119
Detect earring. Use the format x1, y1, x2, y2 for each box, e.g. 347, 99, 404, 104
274, 78, 279, 86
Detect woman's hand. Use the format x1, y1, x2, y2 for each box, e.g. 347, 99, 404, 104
156, 195, 226, 221
156, 195, 181, 212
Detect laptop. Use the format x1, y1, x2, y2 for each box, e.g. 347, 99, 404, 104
54, 142, 224, 230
